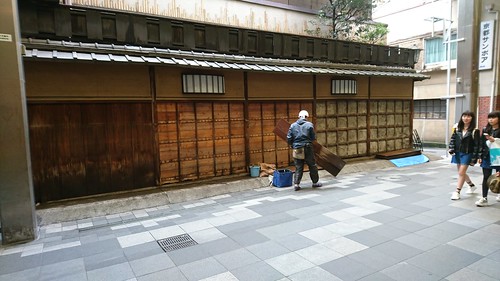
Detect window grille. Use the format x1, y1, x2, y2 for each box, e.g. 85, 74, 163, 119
182, 74, 225, 94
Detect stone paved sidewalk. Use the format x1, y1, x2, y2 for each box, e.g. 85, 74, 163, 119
1, 151, 500, 281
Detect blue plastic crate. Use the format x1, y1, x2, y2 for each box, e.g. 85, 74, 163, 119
272, 169, 293, 187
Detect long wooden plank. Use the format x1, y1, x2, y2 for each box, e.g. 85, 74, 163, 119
273, 119, 346, 176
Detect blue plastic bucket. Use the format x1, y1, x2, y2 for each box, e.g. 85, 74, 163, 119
249, 166, 260, 177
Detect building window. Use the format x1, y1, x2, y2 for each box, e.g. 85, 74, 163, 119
229, 29, 239, 51
194, 25, 206, 48
101, 15, 116, 40
37, 9, 55, 34
264, 34, 273, 55
291, 37, 299, 57
172, 22, 184, 46
331, 79, 357, 95
424, 34, 457, 64
414, 99, 446, 119
147, 20, 160, 44
307, 39, 314, 58
71, 12, 87, 37
248, 32, 257, 53
182, 74, 225, 94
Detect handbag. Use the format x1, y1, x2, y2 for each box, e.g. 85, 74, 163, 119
487, 174, 500, 193
293, 147, 305, 159
489, 139, 500, 166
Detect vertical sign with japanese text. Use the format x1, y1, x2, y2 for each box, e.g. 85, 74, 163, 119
479, 20, 495, 70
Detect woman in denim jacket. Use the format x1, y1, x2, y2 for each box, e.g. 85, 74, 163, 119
449, 110, 480, 200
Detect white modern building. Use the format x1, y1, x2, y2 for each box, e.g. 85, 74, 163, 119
374, 0, 499, 146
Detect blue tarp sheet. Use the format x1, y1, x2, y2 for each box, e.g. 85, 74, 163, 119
390, 154, 429, 167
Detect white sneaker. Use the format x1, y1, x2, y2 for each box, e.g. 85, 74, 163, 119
475, 197, 488, 207
451, 191, 460, 200
466, 185, 476, 194
496, 195, 500, 202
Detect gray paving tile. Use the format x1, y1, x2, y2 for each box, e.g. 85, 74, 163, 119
414, 222, 473, 244
80, 238, 121, 256
0, 254, 42, 275
249, 199, 318, 215
39, 258, 86, 281
258, 220, 316, 239
365, 224, 411, 240
347, 248, 399, 271
137, 267, 188, 281
371, 240, 423, 262
346, 230, 392, 247
394, 232, 442, 251
246, 240, 291, 260
378, 193, 432, 207
289, 266, 342, 281
421, 206, 471, 221
301, 214, 338, 227
265, 252, 315, 276
87, 261, 135, 281
387, 218, 429, 232
167, 243, 212, 266
320, 256, 378, 281
178, 257, 226, 281
231, 261, 284, 281
405, 212, 447, 227
381, 262, 440, 281
214, 248, 260, 270
488, 249, 500, 262
0, 267, 40, 281
444, 267, 499, 281
200, 237, 242, 256
226, 230, 269, 247
41, 246, 83, 266
363, 212, 401, 224
285, 204, 337, 219
84, 249, 127, 271
123, 241, 165, 261
274, 233, 316, 251
129, 253, 175, 277
407, 244, 482, 279
357, 272, 397, 281
467, 257, 500, 280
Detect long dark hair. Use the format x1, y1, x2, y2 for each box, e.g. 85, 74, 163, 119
457, 110, 476, 131
484, 111, 500, 133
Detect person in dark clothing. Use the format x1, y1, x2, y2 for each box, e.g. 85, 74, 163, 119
287, 110, 322, 191
448, 110, 480, 200
476, 111, 500, 207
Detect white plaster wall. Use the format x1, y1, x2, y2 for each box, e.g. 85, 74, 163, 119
66, 0, 318, 35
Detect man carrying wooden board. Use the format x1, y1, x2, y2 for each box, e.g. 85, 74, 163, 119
274, 112, 346, 190
286, 110, 323, 191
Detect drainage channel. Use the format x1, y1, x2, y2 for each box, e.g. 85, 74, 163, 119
157, 233, 198, 252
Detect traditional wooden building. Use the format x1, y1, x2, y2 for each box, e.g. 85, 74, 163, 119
18, 1, 428, 203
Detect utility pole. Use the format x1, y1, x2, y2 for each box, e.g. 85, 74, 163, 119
0, 0, 38, 244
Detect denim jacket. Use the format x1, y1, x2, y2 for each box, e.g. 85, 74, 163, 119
287, 118, 316, 149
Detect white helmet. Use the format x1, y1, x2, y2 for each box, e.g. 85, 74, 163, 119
298, 110, 309, 119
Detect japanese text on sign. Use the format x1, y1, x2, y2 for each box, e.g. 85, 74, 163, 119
479, 20, 495, 70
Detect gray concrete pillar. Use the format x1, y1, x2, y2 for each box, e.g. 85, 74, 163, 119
455, 0, 480, 120
0, 0, 38, 244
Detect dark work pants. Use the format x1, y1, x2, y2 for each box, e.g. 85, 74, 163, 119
293, 144, 319, 185
482, 168, 492, 198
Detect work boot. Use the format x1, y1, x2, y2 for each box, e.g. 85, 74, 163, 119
312, 182, 322, 188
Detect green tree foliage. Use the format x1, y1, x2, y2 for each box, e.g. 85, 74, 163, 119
306, 0, 389, 44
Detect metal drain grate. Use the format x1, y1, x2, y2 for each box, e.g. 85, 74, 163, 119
157, 234, 197, 252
